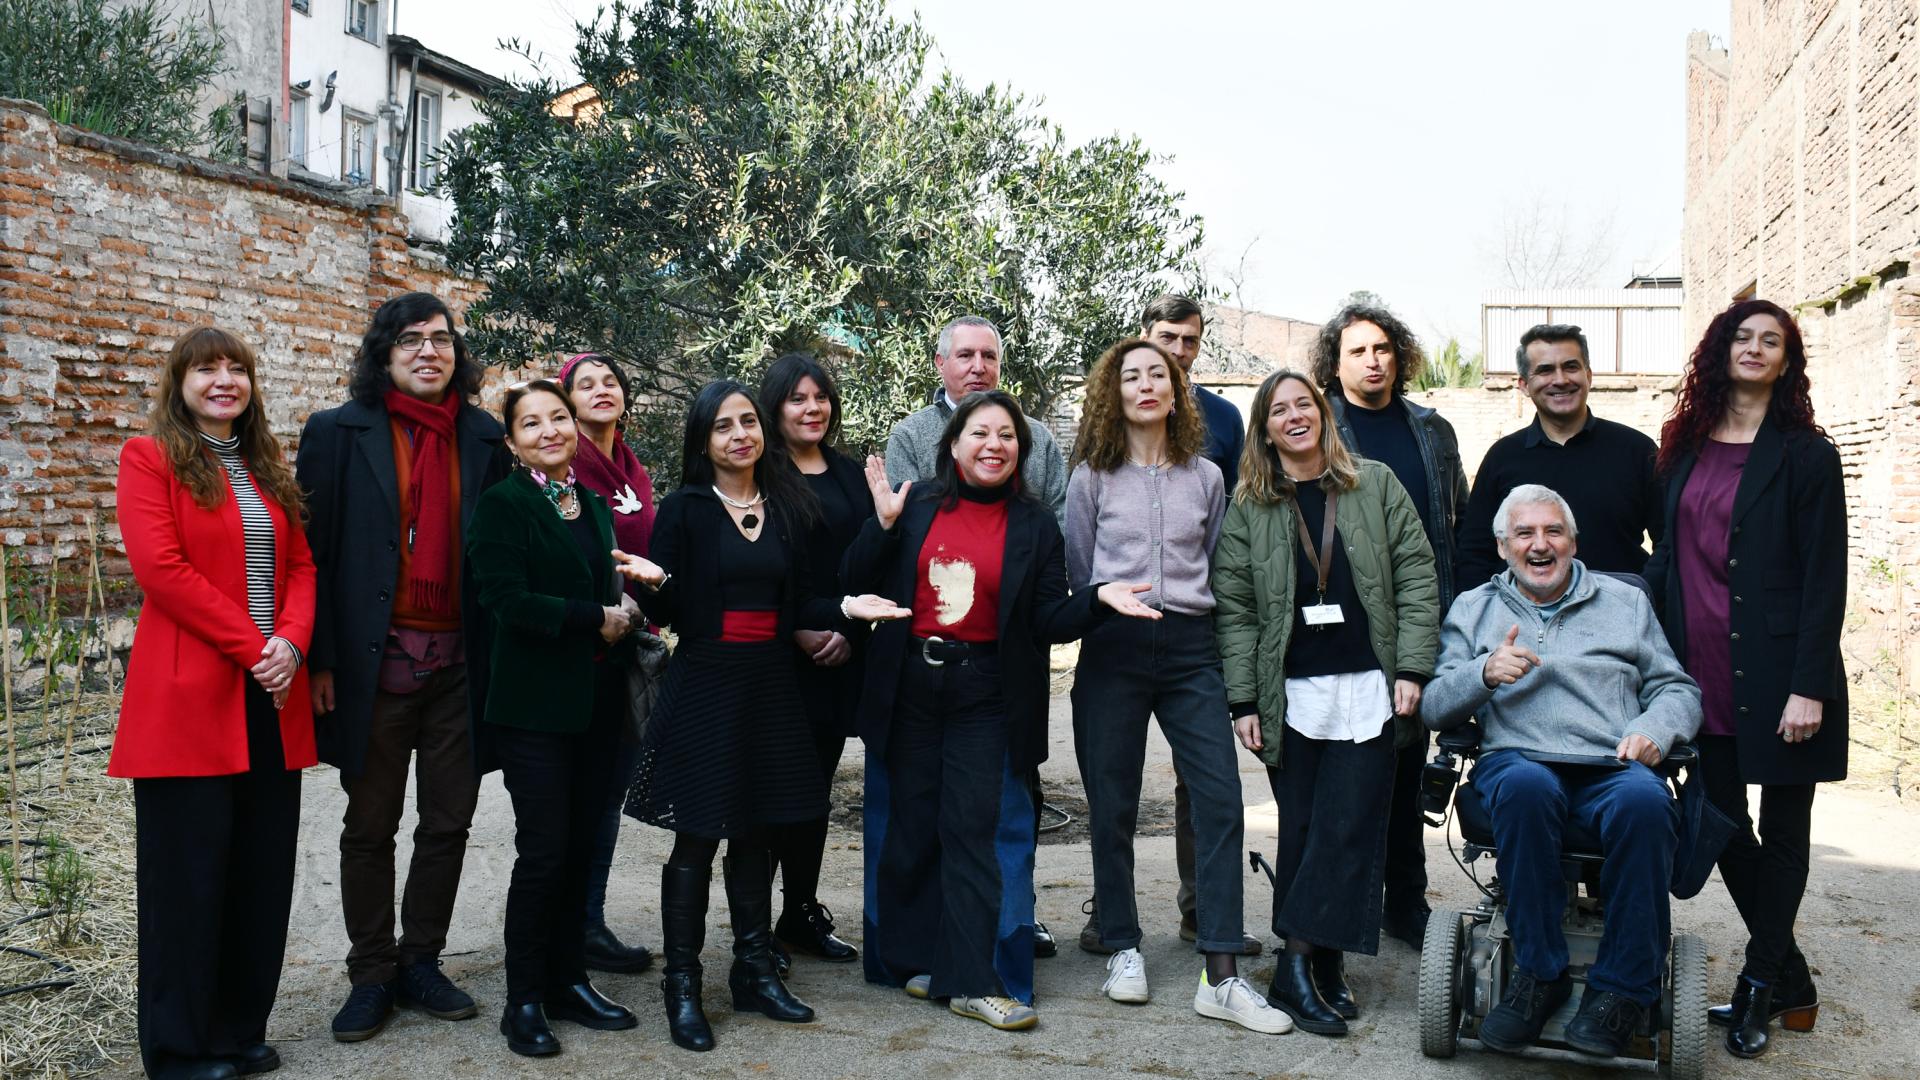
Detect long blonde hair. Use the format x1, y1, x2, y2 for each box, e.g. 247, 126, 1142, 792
1235, 369, 1359, 505
1070, 338, 1207, 472
148, 328, 304, 514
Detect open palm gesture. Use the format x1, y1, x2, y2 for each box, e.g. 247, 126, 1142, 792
865, 455, 911, 529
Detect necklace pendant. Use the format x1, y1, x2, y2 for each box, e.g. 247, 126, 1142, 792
741, 513, 759, 530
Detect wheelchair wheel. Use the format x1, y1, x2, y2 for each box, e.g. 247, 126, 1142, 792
1418, 908, 1465, 1058
1661, 932, 1708, 1080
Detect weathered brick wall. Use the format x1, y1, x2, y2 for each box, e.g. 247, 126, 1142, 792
1685, 1, 1920, 697
0, 97, 484, 584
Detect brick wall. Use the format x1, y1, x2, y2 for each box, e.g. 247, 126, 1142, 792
0, 96, 484, 585
1685, 2, 1920, 694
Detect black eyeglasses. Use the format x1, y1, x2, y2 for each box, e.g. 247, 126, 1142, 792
396, 331, 456, 353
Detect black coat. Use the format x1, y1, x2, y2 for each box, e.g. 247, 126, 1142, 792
1644, 421, 1848, 784
295, 398, 508, 778
636, 485, 843, 639
795, 450, 876, 737
841, 487, 1111, 774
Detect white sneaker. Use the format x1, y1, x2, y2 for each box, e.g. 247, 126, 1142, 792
1194, 972, 1293, 1034
950, 995, 1039, 1030
1102, 948, 1151, 1004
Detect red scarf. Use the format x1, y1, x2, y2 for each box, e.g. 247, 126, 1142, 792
385, 388, 461, 616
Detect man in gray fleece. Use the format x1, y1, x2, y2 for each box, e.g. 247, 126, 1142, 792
1422, 484, 1701, 1060
884, 315, 1068, 523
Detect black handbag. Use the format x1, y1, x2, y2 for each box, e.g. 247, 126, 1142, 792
623, 631, 670, 743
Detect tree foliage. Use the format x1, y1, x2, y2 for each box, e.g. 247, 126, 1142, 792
439, 0, 1207, 481
1413, 336, 1485, 390
0, 0, 232, 152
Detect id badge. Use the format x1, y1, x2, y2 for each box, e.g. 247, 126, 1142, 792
1303, 603, 1345, 626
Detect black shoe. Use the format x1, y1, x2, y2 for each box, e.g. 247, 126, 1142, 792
228, 1044, 280, 1075
1033, 920, 1058, 958
1382, 905, 1431, 951
1710, 968, 1819, 1030
330, 981, 395, 1042
1078, 896, 1115, 955
660, 862, 714, 1051
499, 1003, 560, 1057
156, 1061, 239, 1080
662, 971, 713, 1051
396, 958, 478, 1020
1179, 911, 1264, 956
1563, 987, 1645, 1059
1478, 969, 1573, 1054
1723, 974, 1774, 1058
583, 922, 655, 974
545, 981, 638, 1030
1310, 948, 1359, 1020
724, 850, 815, 1023
1265, 952, 1348, 1036
776, 901, 858, 962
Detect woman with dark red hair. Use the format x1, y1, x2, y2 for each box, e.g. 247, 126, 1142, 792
1644, 299, 1845, 1060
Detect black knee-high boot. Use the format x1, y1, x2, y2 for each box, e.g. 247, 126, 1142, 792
723, 848, 814, 1023
660, 863, 715, 1051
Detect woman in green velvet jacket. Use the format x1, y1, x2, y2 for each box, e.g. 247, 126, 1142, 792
466, 379, 644, 1057
1209, 369, 1439, 1036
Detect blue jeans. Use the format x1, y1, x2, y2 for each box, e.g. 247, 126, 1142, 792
1474, 750, 1676, 1004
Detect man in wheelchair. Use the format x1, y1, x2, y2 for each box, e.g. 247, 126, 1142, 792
1421, 485, 1702, 1059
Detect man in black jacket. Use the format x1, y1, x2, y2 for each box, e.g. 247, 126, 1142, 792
1316, 300, 1469, 949
296, 292, 508, 1043
1455, 324, 1662, 590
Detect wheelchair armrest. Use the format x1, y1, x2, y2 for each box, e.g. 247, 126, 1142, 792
1659, 741, 1698, 776
1435, 720, 1483, 757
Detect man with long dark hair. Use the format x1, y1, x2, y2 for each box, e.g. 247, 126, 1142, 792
296, 292, 509, 1043
1313, 299, 1470, 949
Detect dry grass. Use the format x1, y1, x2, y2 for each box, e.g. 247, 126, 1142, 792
1, 693, 136, 1080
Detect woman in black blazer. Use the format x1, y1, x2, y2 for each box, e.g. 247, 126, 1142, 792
611, 380, 905, 1052
758, 353, 874, 965
465, 380, 643, 1057
842, 390, 1157, 1033
1645, 299, 1846, 1059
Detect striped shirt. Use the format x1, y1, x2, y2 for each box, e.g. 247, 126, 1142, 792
200, 432, 277, 637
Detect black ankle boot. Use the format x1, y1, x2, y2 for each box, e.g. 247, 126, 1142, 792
1266, 951, 1348, 1036
499, 1003, 560, 1057
1710, 964, 1819, 1031
723, 850, 815, 1023
660, 863, 714, 1051
776, 900, 859, 962
1725, 975, 1773, 1058
1310, 948, 1358, 1020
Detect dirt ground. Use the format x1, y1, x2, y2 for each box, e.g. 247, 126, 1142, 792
94, 691, 1920, 1080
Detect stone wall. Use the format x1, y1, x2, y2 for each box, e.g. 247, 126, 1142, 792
1685, 1, 1920, 710
0, 96, 484, 584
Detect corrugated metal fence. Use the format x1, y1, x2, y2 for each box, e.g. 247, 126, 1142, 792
1482, 288, 1684, 374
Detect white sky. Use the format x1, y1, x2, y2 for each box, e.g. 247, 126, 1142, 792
399, 0, 1733, 353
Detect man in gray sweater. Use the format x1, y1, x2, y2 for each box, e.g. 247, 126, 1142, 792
884, 315, 1068, 523
1422, 484, 1701, 1061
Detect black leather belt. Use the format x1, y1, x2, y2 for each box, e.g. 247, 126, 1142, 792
910, 635, 997, 667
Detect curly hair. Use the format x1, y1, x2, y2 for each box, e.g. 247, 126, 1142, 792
148, 328, 304, 514
1657, 299, 1825, 475
1236, 370, 1360, 505
348, 292, 485, 405
1071, 339, 1207, 472
1310, 301, 1424, 396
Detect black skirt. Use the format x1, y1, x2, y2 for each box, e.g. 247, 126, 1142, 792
625, 638, 827, 838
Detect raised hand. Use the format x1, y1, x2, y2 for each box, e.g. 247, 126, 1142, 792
864, 455, 911, 530
611, 548, 667, 587
1096, 581, 1163, 620
1481, 624, 1542, 689
844, 593, 911, 622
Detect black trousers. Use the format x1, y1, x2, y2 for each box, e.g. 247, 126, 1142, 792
1266, 720, 1394, 955
494, 669, 622, 1005
1696, 733, 1817, 984
1383, 734, 1432, 919
134, 681, 300, 1076
876, 648, 1021, 1000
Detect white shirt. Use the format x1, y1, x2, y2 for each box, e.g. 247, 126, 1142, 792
1283, 670, 1392, 743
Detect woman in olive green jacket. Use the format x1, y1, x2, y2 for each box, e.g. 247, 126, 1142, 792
466, 380, 644, 1057
1210, 370, 1439, 1037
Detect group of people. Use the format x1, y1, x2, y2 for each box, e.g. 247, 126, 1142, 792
107, 285, 1846, 1078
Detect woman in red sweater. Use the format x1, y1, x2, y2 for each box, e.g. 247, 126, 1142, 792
111, 327, 316, 1080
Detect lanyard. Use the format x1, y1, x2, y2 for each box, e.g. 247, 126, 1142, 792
1293, 486, 1340, 602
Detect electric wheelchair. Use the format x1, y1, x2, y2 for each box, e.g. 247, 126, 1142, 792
1414, 718, 1710, 1080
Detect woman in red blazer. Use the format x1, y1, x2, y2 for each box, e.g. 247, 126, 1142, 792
110, 327, 316, 1080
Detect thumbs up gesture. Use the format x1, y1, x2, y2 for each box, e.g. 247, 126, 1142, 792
1482, 624, 1544, 690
